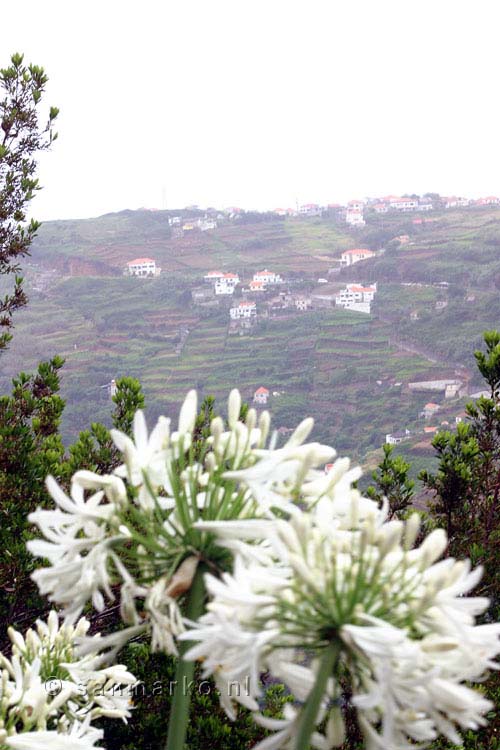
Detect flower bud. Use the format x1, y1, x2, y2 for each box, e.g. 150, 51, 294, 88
327, 706, 346, 747
178, 390, 197, 435
404, 512, 421, 550
285, 417, 314, 447
227, 389, 241, 428
419, 529, 448, 568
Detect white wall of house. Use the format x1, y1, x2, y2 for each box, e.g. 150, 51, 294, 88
230, 303, 256, 319
127, 260, 156, 276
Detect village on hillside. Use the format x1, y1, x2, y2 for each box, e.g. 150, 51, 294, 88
136, 192, 500, 237
23, 191, 500, 457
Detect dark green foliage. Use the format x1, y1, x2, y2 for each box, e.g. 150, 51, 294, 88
421, 331, 500, 602
0, 356, 65, 635
0, 366, 144, 640
367, 444, 414, 519
101, 642, 292, 750
0, 53, 58, 350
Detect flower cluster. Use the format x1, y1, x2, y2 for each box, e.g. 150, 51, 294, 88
26, 389, 500, 749
0, 611, 136, 749
182, 458, 500, 749
28, 390, 332, 656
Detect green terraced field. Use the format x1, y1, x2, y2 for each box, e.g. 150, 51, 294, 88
3, 206, 500, 463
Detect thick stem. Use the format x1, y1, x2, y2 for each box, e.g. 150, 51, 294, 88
165, 563, 206, 750
295, 640, 341, 750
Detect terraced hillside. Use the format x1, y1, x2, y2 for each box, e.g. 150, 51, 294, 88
2, 205, 500, 463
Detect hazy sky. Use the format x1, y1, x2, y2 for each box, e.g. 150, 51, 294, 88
2, 0, 500, 220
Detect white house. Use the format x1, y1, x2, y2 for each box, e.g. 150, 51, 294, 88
126, 257, 158, 277
215, 272, 240, 295
387, 197, 419, 211
253, 386, 269, 404
335, 283, 377, 315
229, 301, 256, 319
386, 429, 410, 445
340, 248, 376, 266
336, 283, 377, 305
253, 269, 282, 285
345, 209, 365, 226
373, 203, 388, 214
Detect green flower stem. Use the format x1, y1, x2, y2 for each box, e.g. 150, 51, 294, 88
295, 640, 341, 750
165, 562, 206, 750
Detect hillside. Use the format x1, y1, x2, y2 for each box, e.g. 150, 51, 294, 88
2, 205, 500, 467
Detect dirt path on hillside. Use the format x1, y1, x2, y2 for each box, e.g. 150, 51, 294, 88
375, 311, 472, 379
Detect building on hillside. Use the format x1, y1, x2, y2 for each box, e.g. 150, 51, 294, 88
340, 248, 376, 266
387, 196, 419, 212
182, 222, 195, 231
168, 216, 181, 226
373, 203, 388, 214
418, 200, 434, 211
203, 270, 224, 283
253, 269, 282, 285
336, 283, 377, 308
248, 280, 266, 292
385, 429, 410, 445
475, 196, 500, 206
126, 257, 158, 277
299, 204, 322, 217
347, 199, 365, 211
345, 209, 365, 226
421, 402, 441, 419
215, 273, 240, 295
295, 296, 312, 311
253, 386, 269, 405
229, 301, 256, 319
444, 197, 469, 209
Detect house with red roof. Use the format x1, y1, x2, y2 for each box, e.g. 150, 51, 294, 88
421, 402, 441, 419
336, 283, 377, 314
253, 386, 270, 405
215, 272, 240, 295
126, 258, 159, 277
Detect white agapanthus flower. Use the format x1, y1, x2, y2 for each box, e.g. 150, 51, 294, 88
28, 390, 334, 655
0, 611, 137, 748
182, 459, 500, 750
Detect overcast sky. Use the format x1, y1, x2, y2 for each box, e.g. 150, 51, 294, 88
2, 0, 500, 220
